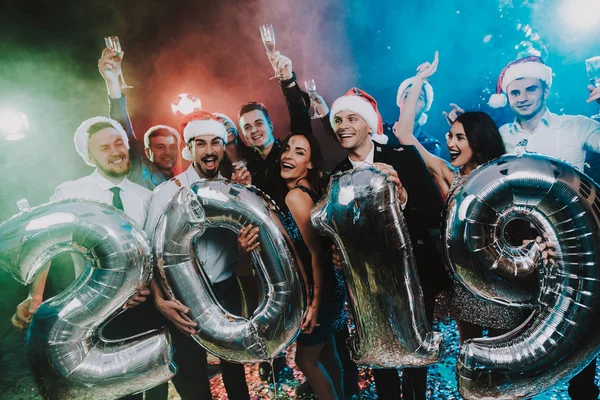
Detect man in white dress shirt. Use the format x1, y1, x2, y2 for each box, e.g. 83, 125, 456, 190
11, 116, 155, 400
488, 56, 600, 170
145, 110, 251, 400
488, 56, 600, 400
12, 116, 151, 327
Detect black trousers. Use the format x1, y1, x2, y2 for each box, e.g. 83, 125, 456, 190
115, 276, 249, 400
568, 357, 599, 400
372, 295, 436, 400
169, 276, 250, 400
333, 295, 435, 400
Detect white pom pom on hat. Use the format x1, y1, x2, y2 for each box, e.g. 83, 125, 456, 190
73, 116, 129, 167
488, 56, 553, 108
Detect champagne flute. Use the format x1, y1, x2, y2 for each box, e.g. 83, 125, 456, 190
304, 79, 320, 119
586, 56, 600, 117
104, 36, 133, 89
259, 24, 282, 80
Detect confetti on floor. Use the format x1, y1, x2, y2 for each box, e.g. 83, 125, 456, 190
165, 315, 599, 399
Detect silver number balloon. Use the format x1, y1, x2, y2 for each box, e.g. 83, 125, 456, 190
443, 153, 600, 399
0, 199, 175, 400
311, 167, 442, 368
153, 181, 305, 363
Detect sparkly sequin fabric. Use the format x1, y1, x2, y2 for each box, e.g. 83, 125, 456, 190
278, 186, 346, 346
440, 169, 530, 330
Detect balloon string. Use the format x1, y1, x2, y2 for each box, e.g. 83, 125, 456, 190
270, 359, 278, 399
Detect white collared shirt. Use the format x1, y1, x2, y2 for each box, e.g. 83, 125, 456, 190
50, 169, 152, 276
500, 108, 600, 170
51, 169, 151, 227
348, 141, 375, 169
145, 164, 237, 284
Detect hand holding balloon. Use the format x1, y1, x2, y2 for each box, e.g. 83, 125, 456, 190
238, 224, 261, 254
372, 162, 407, 205
124, 287, 151, 309
523, 235, 557, 267
11, 296, 40, 330
331, 244, 344, 271
155, 296, 197, 336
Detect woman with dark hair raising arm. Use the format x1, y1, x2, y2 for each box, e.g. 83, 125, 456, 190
393, 52, 537, 343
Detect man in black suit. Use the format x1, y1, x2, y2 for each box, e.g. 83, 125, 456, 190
328, 88, 449, 400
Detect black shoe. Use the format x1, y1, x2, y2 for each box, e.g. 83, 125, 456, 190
258, 361, 272, 381
258, 358, 294, 383
295, 380, 314, 396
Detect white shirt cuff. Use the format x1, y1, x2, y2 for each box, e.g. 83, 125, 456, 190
400, 190, 408, 210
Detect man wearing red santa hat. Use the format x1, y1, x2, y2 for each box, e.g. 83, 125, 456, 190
489, 55, 599, 400
144, 110, 252, 400
328, 88, 449, 400
488, 56, 600, 171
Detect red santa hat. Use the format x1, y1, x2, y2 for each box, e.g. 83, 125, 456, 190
488, 56, 553, 108
179, 111, 228, 161
397, 77, 434, 126
74, 116, 130, 167
329, 87, 387, 144
143, 125, 181, 148
213, 112, 239, 138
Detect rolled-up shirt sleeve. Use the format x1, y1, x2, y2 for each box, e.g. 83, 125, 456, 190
581, 117, 600, 153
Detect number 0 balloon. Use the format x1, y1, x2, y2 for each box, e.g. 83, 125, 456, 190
153, 181, 305, 363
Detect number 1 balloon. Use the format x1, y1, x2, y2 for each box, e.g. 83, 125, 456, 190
311, 167, 442, 368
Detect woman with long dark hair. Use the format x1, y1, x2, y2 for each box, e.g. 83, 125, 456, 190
240, 132, 346, 399
394, 52, 529, 343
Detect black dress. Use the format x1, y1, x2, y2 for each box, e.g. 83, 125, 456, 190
279, 185, 346, 346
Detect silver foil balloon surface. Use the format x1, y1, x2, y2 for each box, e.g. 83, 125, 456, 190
153, 180, 304, 363
311, 167, 442, 368
443, 153, 600, 399
0, 199, 175, 400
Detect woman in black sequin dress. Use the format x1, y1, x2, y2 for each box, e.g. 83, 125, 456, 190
240, 132, 346, 399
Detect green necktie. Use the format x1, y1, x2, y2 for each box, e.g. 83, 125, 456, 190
109, 187, 124, 211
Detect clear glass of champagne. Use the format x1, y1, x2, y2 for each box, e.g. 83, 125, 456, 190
259, 24, 282, 80
304, 79, 320, 119
104, 36, 133, 89
586, 56, 600, 117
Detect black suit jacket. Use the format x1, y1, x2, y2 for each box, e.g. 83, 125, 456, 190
332, 144, 450, 300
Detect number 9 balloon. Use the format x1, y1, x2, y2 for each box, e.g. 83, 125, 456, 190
0, 199, 175, 400
443, 153, 600, 399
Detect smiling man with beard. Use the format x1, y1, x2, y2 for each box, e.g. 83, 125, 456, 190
12, 116, 154, 400
144, 111, 252, 400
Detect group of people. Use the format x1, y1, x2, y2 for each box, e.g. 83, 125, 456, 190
10, 42, 600, 400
